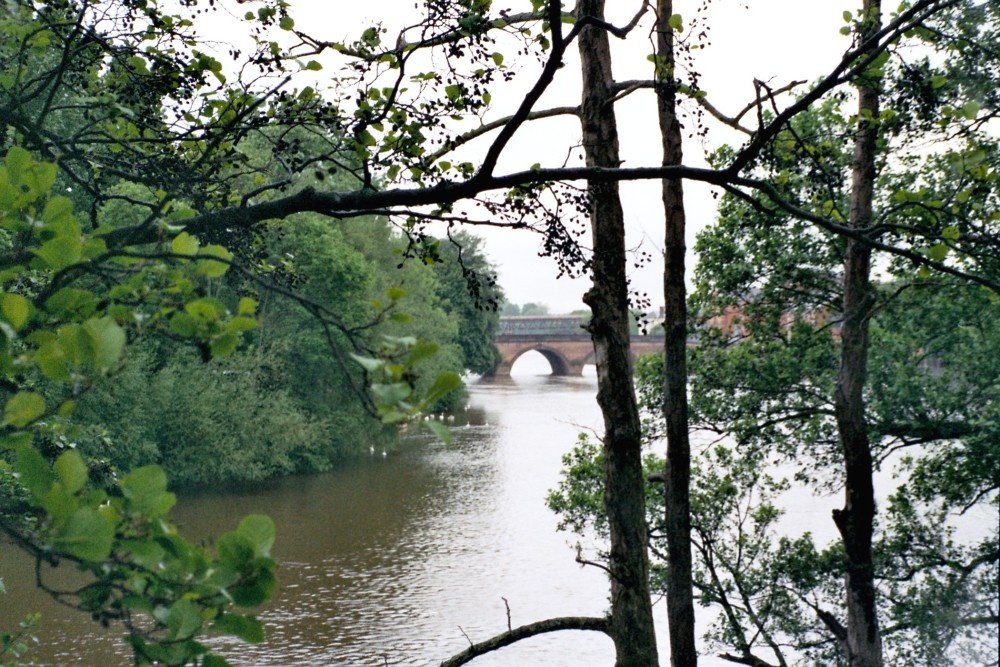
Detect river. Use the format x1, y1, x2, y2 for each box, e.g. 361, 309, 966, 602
4, 355, 992, 665
0, 356, 657, 666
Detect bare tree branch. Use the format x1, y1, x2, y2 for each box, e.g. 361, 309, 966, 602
425, 106, 580, 163
438, 616, 610, 667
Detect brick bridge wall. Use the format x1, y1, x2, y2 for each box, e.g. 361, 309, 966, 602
489, 335, 666, 377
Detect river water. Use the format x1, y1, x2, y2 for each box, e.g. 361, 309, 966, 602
0, 356, 655, 666
5, 356, 993, 665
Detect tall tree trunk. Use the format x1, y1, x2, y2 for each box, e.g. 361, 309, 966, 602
654, 1, 697, 666
577, 1, 660, 664
832, 1, 885, 665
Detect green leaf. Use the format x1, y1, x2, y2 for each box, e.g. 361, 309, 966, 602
170, 312, 199, 338
961, 100, 980, 120
41, 195, 76, 228
237, 515, 275, 557
1, 293, 30, 330
5, 391, 46, 427
278, 15, 294, 30
82, 317, 126, 370
45, 288, 98, 318
230, 570, 275, 607
171, 232, 200, 256
214, 614, 265, 643
668, 13, 683, 31
197, 244, 232, 278
33, 236, 83, 270
217, 532, 254, 569
25, 163, 58, 195
927, 243, 949, 261
54, 450, 88, 494
35, 341, 69, 380
210, 332, 240, 357
120, 465, 176, 518
166, 599, 202, 640
404, 340, 439, 366
78, 583, 111, 612
351, 354, 383, 372
53, 507, 114, 561
14, 444, 54, 498
237, 297, 257, 316
39, 483, 77, 525
425, 419, 451, 445
185, 298, 225, 322
423, 372, 462, 406
128, 56, 149, 74
304, 60, 323, 71
4, 147, 32, 184
120, 539, 166, 570
225, 316, 257, 334
372, 382, 412, 406
0, 431, 34, 450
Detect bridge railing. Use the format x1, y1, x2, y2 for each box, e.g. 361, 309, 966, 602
498, 315, 589, 337
498, 315, 676, 340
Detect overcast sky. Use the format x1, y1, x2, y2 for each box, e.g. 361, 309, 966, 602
289, 1, 852, 313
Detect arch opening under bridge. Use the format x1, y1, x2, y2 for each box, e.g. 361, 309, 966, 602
489, 316, 666, 377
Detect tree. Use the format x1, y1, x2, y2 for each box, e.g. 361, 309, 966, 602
520, 302, 550, 316
550, 276, 998, 667
1, 0, 997, 665
501, 301, 522, 315
654, 0, 697, 663
0, 148, 279, 666
577, 1, 659, 663
426, 230, 504, 375
551, 61, 999, 656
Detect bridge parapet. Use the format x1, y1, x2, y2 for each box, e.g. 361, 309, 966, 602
499, 315, 589, 337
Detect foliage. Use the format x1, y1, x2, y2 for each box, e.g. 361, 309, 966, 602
1, 0, 997, 664
58, 160, 500, 484
0, 125, 470, 665
554, 248, 998, 667
0, 144, 279, 664
426, 231, 504, 375
70, 345, 332, 486
11, 451, 277, 665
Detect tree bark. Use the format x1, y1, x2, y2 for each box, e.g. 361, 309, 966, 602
654, 2, 698, 666
832, 1, 885, 665
577, 1, 660, 664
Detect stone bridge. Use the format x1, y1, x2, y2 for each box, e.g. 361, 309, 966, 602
488, 315, 669, 377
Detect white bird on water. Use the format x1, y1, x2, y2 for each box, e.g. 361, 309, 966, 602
381, 449, 387, 458
369, 445, 375, 455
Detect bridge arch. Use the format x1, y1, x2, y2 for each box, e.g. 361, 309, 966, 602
490, 316, 673, 378
507, 346, 576, 376
491, 338, 596, 377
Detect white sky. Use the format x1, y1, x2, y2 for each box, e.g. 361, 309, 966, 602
262, 1, 853, 313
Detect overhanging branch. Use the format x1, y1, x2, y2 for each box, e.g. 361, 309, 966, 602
438, 616, 610, 667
